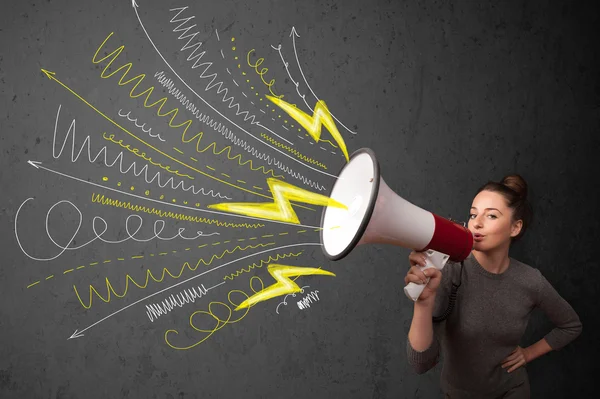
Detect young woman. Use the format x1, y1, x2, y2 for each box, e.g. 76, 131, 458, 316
405, 175, 582, 398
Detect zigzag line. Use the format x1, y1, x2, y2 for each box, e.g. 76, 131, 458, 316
223, 251, 304, 281
73, 242, 274, 309
90, 192, 265, 228
169, 7, 258, 123
52, 106, 230, 199
260, 133, 327, 170
155, 71, 327, 191
91, 33, 281, 179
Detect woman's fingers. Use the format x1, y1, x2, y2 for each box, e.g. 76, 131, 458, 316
408, 251, 429, 268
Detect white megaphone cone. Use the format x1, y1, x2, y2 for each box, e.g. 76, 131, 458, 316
320, 148, 473, 301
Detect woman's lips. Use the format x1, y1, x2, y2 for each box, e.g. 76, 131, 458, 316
474, 234, 484, 242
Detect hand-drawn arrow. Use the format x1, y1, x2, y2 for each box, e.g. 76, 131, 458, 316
131, 0, 339, 179
67, 242, 321, 339
25, 159, 321, 229
290, 26, 357, 135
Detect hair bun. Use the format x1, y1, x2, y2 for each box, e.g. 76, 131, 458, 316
501, 174, 528, 200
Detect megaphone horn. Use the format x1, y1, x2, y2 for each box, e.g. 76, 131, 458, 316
320, 148, 473, 301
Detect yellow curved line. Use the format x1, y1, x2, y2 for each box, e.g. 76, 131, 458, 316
102, 132, 194, 179
260, 133, 328, 170
90, 192, 265, 228
223, 251, 304, 281
73, 242, 274, 309
92, 32, 281, 179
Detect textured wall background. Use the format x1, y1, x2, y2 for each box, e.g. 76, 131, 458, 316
0, 0, 597, 397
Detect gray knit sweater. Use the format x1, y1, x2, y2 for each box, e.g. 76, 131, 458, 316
406, 253, 582, 398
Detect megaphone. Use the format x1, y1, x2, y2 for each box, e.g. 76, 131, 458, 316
320, 148, 473, 301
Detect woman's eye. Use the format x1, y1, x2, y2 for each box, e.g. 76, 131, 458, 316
469, 214, 476, 219
488, 215, 497, 219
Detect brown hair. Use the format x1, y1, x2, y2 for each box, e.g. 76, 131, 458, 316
475, 174, 533, 242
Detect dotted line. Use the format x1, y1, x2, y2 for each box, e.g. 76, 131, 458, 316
25, 228, 323, 289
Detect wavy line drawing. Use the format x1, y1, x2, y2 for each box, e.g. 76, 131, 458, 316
164, 277, 262, 350
68, 243, 320, 339
223, 250, 304, 281
131, 3, 338, 187
50, 105, 229, 197
276, 285, 309, 314
73, 242, 275, 309
155, 71, 328, 191
91, 192, 264, 228
167, 6, 293, 144
297, 290, 320, 309
145, 281, 225, 322
117, 108, 165, 141
25, 161, 322, 229
260, 132, 328, 170
91, 35, 284, 183
15, 197, 217, 262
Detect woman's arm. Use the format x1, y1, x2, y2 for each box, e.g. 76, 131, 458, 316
406, 296, 441, 374
533, 269, 583, 351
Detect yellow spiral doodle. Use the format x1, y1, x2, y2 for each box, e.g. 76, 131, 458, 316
259, 133, 328, 170
90, 193, 265, 228
73, 243, 274, 309
164, 276, 265, 350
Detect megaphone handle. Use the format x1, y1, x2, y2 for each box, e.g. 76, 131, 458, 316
403, 250, 450, 302
403, 260, 435, 302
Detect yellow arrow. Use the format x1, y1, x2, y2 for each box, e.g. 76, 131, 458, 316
40, 68, 303, 205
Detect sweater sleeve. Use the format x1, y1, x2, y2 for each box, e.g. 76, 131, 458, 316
405, 262, 456, 374
535, 269, 583, 350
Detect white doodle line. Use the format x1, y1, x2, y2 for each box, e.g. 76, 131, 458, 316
69, 242, 321, 339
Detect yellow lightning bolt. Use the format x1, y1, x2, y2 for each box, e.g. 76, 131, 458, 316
266, 95, 350, 162
207, 177, 347, 224
235, 264, 335, 310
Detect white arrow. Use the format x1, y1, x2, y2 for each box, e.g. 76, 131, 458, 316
131, 1, 339, 179
67, 242, 320, 339
290, 26, 357, 135
26, 160, 320, 229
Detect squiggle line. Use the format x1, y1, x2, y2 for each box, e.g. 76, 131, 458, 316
223, 251, 304, 281
155, 72, 328, 191
297, 290, 320, 309
164, 275, 265, 350
73, 242, 274, 309
102, 132, 193, 179
52, 105, 231, 198
276, 285, 310, 314
91, 192, 264, 228
14, 198, 217, 262
259, 133, 327, 170
117, 108, 165, 141
145, 282, 225, 322
92, 34, 282, 180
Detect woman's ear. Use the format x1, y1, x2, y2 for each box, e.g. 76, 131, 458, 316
510, 219, 523, 238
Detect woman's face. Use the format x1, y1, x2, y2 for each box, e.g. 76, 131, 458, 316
468, 190, 522, 251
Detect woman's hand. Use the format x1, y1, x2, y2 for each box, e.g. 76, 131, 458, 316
501, 346, 531, 373
404, 251, 442, 303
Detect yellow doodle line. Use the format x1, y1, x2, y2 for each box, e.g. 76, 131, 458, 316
25, 228, 318, 290
246, 48, 284, 99
92, 32, 283, 182
73, 242, 275, 309
165, 275, 263, 350
164, 263, 314, 350
223, 251, 303, 281
101, 132, 193, 179
90, 192, 264, 228
260, 133, 328, 170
